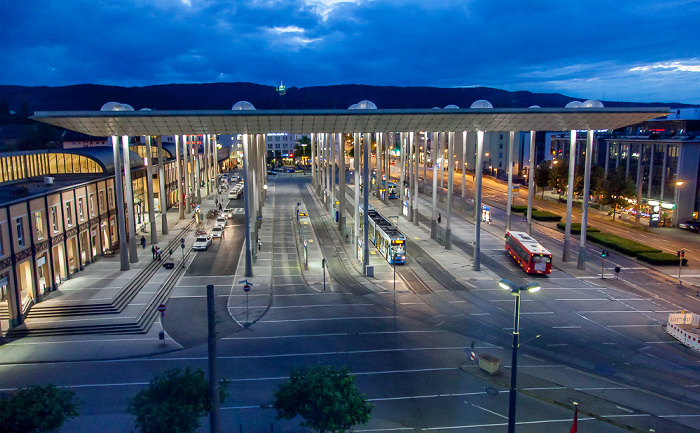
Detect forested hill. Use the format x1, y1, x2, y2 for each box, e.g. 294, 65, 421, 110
0, 82, 686, 116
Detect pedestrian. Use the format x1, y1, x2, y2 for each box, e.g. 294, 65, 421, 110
219, 203, 222, 211
437, 213, 442, 224
258, 239, 262, 251
157, 247, 162, 261
141, 236, 146, 249
614, 266, 621, 279
151, 245, 156, 259
215, 198, 219, 206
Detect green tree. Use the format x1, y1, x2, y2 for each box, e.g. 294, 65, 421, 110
0, 384, 80, 433
273, 365, 373, 433
600, 167, 636, 220
534, 161, 551, 198
127, 367, 228, 433
548, 160, 569, 197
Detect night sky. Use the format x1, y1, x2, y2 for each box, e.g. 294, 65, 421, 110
2, 0, 698, 104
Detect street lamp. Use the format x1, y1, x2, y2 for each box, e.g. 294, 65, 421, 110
674, 181, 684, 226
498, 278, 541, 433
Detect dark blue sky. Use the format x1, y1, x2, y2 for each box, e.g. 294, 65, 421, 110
2, 0, 699, 104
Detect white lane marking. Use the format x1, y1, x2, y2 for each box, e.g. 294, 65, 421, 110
470, 313, 490, 316
552, 326, 581, 329
368, 391, 490, 402
547, 343, 568, 347
469, 403, 507, 419
258, 316, 397, 323
606, 324, 661, 327
269, 303, 375, 309
576, 387, 633, 391
519, 312, 554, 315
222, 330, 447, 340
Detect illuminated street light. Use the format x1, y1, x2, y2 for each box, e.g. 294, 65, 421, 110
499, 279, 541, 433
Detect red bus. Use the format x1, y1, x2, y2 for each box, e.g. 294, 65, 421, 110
505, 231, 553, 275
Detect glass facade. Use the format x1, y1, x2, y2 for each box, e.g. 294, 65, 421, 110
0, 152, 103, 183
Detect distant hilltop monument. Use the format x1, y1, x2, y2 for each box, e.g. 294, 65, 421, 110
276, 81, 287, 96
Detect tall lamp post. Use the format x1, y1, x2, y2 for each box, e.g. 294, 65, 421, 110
498, 279, 541, 433
674, 180, 684, 227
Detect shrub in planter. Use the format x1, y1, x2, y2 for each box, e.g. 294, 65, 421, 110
511, 205, 535, 213
586, 232, 661, 256
555, 222, 600, 234
637, 252, 688, 266
531, 210, 562, 222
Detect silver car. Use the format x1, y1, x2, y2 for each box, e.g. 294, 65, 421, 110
193, 236, 212, 251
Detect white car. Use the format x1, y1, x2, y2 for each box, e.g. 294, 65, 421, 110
210, 226, 224, 238
228, 188, 242, 200
215, 217, 227, 228
192, 236, 212, 251
222, 207, 233, 218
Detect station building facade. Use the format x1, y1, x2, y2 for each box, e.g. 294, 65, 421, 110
0, 142, 228, 330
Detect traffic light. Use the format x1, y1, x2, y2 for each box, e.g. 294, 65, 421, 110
681, 250, 685, 258
678, 250, 684, 258
601, 250, 607, 258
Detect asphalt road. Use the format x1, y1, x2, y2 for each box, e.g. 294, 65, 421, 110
1, 173, 699, 433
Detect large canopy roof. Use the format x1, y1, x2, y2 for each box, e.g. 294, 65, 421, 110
32, 107, 669, 136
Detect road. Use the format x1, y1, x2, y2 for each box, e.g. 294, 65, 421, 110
0, 173, 699, 433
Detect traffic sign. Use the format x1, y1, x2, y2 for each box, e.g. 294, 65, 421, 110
244, 284, 250, 292
157, 304, 166, 313
470, 351, 476, 361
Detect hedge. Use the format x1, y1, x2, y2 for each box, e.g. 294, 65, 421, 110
531, 210, 562, 222
511, 205, 536, 213
555, 222, 600, 234
586, 232, 662, 256
637, 252, 688, 266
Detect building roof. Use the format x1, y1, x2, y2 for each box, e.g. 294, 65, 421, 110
31, 107, 670, 136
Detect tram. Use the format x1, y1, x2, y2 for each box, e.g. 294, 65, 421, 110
359, 205, 406, 264
504, 231, 552, 274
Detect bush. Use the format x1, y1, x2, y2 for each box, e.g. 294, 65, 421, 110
586, 232, 662, 256
555, 222, 600, 234
0, 385, 80, 433
531, 210, 562, 222
590, 203, 601, 210
128, 367, 228, 433
637, 252, 688, 266
511, 205, 535, 213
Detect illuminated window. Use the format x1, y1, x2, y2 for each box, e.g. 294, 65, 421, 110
78, 198, 84, 221
51, 206, 58, 233
35, 212, 44, 240
66, 203, 73, 227
99, 191, 105, 211
16, 218, 24, 249
89, 194, 95, 216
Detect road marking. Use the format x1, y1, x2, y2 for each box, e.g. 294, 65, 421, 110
257, 316, 397, 323
552, 326, 581, 329
470, 313, 490, 316
607, 324, 661, 327
469, 403, 507, 419
547, 343, 568, 347
519, 311, 554, 315
269, 303, 374, 309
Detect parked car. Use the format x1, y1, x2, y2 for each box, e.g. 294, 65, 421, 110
193, 236, 212, 251
215, 217, 227, 228
210, 226, 224, 238
679, 220, 700, 233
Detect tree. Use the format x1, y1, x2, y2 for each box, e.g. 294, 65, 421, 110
534, 161, 551, 198
273, 365, 373, 433
0, 384, 80, 433
548, 160, 569, 197
600, 167, 636, 220
127, 367, 228, 433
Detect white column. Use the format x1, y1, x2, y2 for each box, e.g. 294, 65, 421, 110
399, 132, 405, 202
338, 133, 346, 237
111, 136, 129, 271
431, 132, 439, 239
330, 133, 336, 216
635, 143, 644, 226
413, 131, 419, 226
661, 144, 668, 201
354, 133, 360, 248
311, 133, 316, 190
506, 131, 515, 231
648, 144, 655, 198
122, 136, 138, 263
242, 134, 253, 277
144, 135, 157, 244
445, 131, 455, 249
526, 131, 536, 236
563, 130, 576, 262
204, 134, 211, 197
473, 131, 484, 271
439, 132, 444, 203
183, 135, 191, 214
461, 131, 467, 213
363, 132, 371, 274
375, 132, 381, 200
408, 132, 414, 221
175, 135, 184, 220
578, 130, 594, 270
157, 136, 168, 234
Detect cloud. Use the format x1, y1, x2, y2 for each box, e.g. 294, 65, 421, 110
0, 0, 698, 103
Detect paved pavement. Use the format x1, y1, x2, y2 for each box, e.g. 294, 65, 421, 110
0, 174, 698, 432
